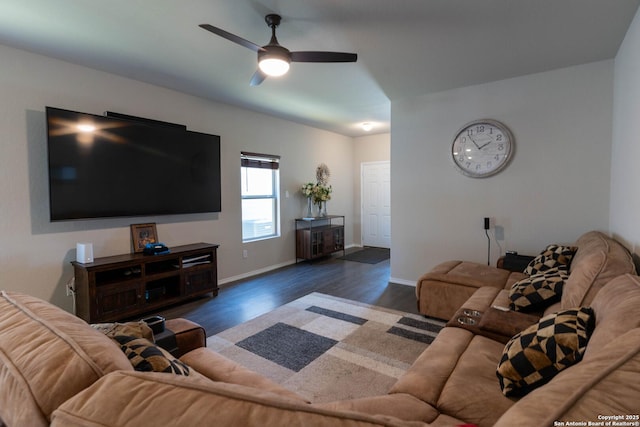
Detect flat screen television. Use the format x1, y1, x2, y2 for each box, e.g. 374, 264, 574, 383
46, 106, 221, 221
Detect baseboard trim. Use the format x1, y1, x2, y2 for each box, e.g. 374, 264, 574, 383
389, 277, 416, 287
219, 244, 371, 287
219, 260, 296, 286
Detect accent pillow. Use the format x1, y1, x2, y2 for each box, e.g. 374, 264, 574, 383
524, 244, 577, 276
496, 307, 594, 397
92, 320, 154, 341
509, 268, 568, 312
113, 335, 190, 375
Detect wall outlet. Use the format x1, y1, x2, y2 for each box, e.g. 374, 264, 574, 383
242, 249, 248, 259
66, 278, 75, 296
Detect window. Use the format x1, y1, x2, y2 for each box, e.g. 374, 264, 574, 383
241, 152, 280, 242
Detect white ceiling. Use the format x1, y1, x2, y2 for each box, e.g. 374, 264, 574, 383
0, 1, 638, 137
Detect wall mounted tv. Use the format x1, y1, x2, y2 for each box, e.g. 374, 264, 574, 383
46, 107, 221, 221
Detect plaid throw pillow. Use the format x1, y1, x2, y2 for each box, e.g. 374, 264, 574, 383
509, 268, 568, 312
496, 307, 594, 397
524, 244, 577, 276
114, 335, 190, 375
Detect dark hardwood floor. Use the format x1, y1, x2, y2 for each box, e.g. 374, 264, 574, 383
159, 249, 417, 335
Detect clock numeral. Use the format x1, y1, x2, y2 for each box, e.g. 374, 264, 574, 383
476, 164, 481, 171
476, 125, 485, 133
498, 144, 504, 151
487, 161, 492, 169
461, 136, 467, 143
465, 162, 471, 168
496, 134, 503, 141
467, 129, 474, 137
458, 156, 465, 163
489, 127, 494, 135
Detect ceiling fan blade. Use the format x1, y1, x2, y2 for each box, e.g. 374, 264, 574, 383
250, 69, 267, 86
290, 51, 357, 63
199, 24, 265, 53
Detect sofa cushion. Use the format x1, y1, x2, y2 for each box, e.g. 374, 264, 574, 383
496, 307, 595, 397
0, 291, 132, 427
416, 261, 525, 320
508, 268, 568, 312
114, 335, 190, 375
180, 347, 309, 403
524, 244, 577, 276
51, 371, 424, 427
561, 231, 636, 309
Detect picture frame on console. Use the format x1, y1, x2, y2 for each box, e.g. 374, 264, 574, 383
131, 223, 158, 253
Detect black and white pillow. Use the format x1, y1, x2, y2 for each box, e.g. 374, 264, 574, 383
509, 268, 568, 312
524, 244, 577, 276
496, 307, 595, 397
113, 335, 190, 375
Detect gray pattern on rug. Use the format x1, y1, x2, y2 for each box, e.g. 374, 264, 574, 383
207, 292, 445, 403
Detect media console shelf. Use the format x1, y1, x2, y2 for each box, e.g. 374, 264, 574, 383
295, 215, 345, 262
72, 243, 219, 323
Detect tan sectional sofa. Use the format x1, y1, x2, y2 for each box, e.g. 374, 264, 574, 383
416, 230, 636, 320
1, 232, 639, 426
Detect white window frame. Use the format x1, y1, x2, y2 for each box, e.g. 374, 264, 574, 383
241, 151, 280, 242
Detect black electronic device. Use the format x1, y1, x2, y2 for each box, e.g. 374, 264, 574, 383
503, 253, 535, 272
46, 107, 221, 220
142, 315, 166, 334
484, 217, 490, 230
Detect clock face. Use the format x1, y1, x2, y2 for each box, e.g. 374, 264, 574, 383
451, 119, 514, 178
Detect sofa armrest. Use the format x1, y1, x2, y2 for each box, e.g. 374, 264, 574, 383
477, 308, 540, 339
160, 318, 206, 357
180, 347, 309, 403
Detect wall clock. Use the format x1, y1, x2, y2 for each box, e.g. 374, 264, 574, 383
451, 119, 514, 178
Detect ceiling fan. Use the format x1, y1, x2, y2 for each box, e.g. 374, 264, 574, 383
199, 14, 358, 86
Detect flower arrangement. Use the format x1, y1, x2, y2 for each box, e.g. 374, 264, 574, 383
301, 182, 316, 198
313, 184, 332, 204
301, 164, 333, 217
300, 182, 332, 204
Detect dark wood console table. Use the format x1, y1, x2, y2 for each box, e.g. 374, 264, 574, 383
295, 215, 345, 262
72, 243, 219, 323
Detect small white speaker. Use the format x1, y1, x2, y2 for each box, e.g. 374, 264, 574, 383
76, 243, 94, 263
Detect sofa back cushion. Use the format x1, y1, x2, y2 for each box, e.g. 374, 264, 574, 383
494, 328, 640, 427
0, 291, 132, 427
561, 231, 635, 309
584, 274, 640, 359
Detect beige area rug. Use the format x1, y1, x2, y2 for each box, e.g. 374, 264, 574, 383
207, 292, 445, 403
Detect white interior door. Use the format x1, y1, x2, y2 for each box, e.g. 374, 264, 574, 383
361, 161, 391, 248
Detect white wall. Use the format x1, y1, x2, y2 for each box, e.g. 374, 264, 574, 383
0, 43, 354, 312
390, 61, 614, 284
352, 133, 390, 245
610, 6, 640, 266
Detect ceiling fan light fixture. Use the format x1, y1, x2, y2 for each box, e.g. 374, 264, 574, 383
259, 57, 290, 76
361, 122, 373, 132
258, 44, 291, 77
